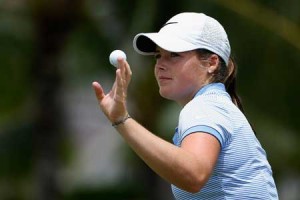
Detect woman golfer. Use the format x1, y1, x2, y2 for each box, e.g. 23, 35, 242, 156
93, 12, 278, 199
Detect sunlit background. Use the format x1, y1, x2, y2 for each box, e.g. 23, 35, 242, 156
0, 0, 299, 199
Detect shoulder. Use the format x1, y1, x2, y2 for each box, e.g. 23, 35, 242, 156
180, 92, 233, 122
178, 95, 234, 148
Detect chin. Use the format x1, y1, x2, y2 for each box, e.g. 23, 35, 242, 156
159, 89, 174, 101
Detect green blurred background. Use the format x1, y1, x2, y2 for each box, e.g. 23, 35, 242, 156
0, 0, 299, 199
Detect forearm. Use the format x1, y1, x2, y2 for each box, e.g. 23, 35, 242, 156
114, 117, 208, 193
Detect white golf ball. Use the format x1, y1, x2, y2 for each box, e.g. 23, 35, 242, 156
109, 50, 127, 67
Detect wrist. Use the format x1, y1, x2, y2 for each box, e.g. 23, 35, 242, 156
112, 114, 131, 127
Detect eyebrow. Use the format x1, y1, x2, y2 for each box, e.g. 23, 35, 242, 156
154, 48, 161, 53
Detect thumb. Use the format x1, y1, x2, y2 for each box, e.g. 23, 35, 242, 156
92, 81, 105, 101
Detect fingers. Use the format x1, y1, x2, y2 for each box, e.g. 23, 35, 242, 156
92, 81, 105, 101
114, 68, 124, 101
124, 59, 132, 85
117, 58, 132, 89
119, 57, 132, 78
92, 58, 131, 104
113, 58, 132, 102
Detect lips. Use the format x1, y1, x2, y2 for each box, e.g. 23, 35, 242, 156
158, 76, 172, 84
158, 76, 172, 80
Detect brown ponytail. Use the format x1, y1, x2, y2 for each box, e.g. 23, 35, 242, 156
224, 57, 245, 113
225, 58, 257, 134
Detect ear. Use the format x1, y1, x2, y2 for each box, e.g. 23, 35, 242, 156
207, 54, 219, 73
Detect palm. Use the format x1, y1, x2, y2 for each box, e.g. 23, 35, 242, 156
100, 84, 126, 122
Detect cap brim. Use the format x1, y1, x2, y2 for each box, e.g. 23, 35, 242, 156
133, 33, 197, 55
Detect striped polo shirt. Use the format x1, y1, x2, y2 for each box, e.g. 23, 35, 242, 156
172, 83, 278, 199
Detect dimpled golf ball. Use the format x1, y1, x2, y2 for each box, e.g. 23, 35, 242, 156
109, 50, 127, 67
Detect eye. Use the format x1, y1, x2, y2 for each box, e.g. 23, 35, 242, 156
154, 53, 161, 60
170, 52, 180, 57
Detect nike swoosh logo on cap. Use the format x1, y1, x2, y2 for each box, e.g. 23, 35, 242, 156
162, 22, 178, 27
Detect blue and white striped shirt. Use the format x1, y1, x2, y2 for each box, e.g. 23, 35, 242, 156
172, 83, 278, 199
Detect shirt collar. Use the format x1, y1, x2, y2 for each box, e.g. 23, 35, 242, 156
194, 83, 226, 98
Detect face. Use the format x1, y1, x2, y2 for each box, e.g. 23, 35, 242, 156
154, 47, 211, 105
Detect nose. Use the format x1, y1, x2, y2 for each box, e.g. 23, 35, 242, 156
155, 64, 166, 71
155, 59, 167, 71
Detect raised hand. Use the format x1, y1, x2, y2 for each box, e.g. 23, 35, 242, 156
92, 58, 132, 124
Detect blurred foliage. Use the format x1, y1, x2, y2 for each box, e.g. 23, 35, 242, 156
0, 0, 299, 199
0, 6, 34, 121
0, 123, 34, 178
64, 185, 145, 200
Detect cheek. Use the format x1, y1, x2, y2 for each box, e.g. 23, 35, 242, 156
154, 67, 159, 81
177, 70, 198, 85
174, 71, 204, 95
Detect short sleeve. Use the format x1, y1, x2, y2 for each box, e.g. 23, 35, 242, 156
177, 97, 233, 147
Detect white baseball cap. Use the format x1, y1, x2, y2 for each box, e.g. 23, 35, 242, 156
133, 12, 231, 65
